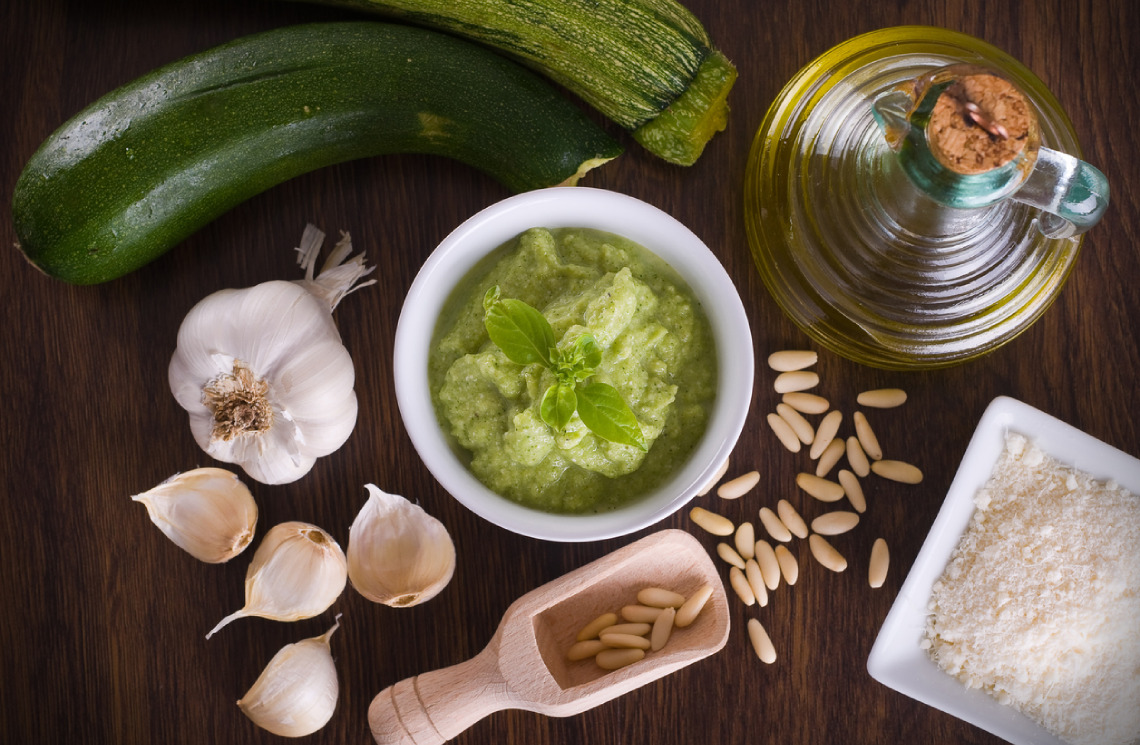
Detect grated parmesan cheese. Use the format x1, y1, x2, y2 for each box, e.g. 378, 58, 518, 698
924, 432, 1140, 745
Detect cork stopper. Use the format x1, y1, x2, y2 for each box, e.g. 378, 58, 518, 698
926, 73, 1032, 175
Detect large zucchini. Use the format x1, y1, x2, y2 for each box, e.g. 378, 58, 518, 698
12, 22, 622, 285
290, 0, 738, 166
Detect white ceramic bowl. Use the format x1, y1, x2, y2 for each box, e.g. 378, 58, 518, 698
868, 396, 1140, 744
393, 187, 753, 542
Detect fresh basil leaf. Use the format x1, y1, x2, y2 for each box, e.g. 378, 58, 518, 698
572, 334, 603, 371
539, 382, 577, 431
575, 382, 647, 451
483, 286, 556, 367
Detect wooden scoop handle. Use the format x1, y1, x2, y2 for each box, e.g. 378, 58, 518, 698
369, 639, 525, 745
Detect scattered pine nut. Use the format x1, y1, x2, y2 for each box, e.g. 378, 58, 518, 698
857, 388, 907, 408
774, 544, 799, 585
650, 607, 676, 651
853, 411, 883, 460
696, 457, 731, 497
567, 640, 608, 661
744, 559, 769, 607
758, 507, 793, 542
837, 469, 867, 513
674, 584, 713, 628
869, 538, 890, 589
754, 540, 781, 591
795, 472, 845, 503
809, 410, 843, 459
734, 522, 756, 560
689, 506, 735, 536
600, 632, 652, 650
729, 566, 756, 606
718, 470, 760, 500
782, 392, 830, 415
810, 510, 860, 536
596, 648, 645, 670
815, 438, 845, 477
717, 542, 746, 570
747, 618, 777, 664
808, 534, 848, 572
871, 459, 924, 484
846, 436, 870, 477
776, 403, 815, 445
577, 612, 619, 641
637, 587, 686, 609
773, 370, 819, 394
767, 349, 818, 372
766, 413, 802, 453
621, 605, 663, 623
600, 622, 651, 637
776, 499, 808, 539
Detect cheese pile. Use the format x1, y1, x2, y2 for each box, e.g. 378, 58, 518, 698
924, 432, 1140, 745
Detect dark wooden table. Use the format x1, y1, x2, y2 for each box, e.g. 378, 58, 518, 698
3, 1, 1137, 743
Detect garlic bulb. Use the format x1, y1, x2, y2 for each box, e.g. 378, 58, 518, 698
131, 467, 257, 563
347, 484, 456, 607
207, 521, 347, 638
238, 617, 341, 737
168, 225, 375, 485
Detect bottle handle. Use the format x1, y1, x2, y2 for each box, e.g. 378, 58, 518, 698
1012, 147, 1110, 239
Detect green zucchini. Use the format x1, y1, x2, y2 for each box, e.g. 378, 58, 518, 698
12, 22, 622, 285
288, 0, 738, 166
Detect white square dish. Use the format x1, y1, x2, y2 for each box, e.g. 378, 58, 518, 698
867, 395, 1140, 745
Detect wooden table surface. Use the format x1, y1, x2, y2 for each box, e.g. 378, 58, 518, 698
3, 1, 1137, 744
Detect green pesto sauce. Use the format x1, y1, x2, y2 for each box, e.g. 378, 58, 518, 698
429, 227, 717, 514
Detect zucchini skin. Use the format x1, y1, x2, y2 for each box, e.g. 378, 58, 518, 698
12, 22, 622, 285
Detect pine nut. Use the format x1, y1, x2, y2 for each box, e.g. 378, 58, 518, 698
718, 470, 759, 499
774, 544, 799, 585
808, 534, 848, 572
809, 410, 843, 459
674, 584, 713, 628
696, 457, 730, 497
815, 438, 845, 477
689, 506, 735, 536
595, 648, 645, 670
853, 411, 883, 460
600, 632, 652, 650
577, 612, 619, 641
747, 618, 777, 664
599, 622, 651, 637
869, 538, 890, 588
717, 542, 746, 570
734, 522, 756, 560
796, 472, 845, 502
758, 507, 792, 542
776, 403, 815, 445
766, 413, 802, 453
871, 459, 924, 484
857, 388, 907, 408
650, 607, 676, 651
754, 540, 781, 591
782, 392, 830, 415
810, 510, 860, 535
621, 605, 663, 623
837, 469, 866, 513
774, 370, 819, 394
745, 559, 769, 607
637, 587, 686, 609
846, 436, 870, 477
767, 349, 818, 372
776, 499, 808, 539
729, 565, 756, 606
567, 640, 608, 661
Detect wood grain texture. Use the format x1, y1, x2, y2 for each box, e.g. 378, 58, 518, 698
2, 1, 1137, 744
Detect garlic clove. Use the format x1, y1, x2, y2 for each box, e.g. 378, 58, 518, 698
207, 521, 347, 639
131, 468, 257, 564
237, 616, 341, 737
347, 484, 456, 607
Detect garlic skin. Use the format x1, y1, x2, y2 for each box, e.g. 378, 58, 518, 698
207, 521, 347, 638
131, 467, 257, 563
347, 484, 456, 607
167, 226, 374, 486
238, 617, 340, 738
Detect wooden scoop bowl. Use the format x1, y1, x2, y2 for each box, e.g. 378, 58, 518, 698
368, 528, 730, 744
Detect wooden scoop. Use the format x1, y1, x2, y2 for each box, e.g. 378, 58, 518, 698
368, 528, 730, 744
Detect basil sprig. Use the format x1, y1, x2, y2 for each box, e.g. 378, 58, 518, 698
483, 286, 647, 451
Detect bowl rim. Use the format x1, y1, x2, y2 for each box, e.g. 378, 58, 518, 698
393, 187, 754, 541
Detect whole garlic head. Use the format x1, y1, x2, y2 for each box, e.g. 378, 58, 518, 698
347, 485, 456, 607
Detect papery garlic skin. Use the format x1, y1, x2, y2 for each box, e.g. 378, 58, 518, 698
131, 467, 257, 563
207, 521, 347, 638
238, 617, 340, 738
348, 484, 456, 607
